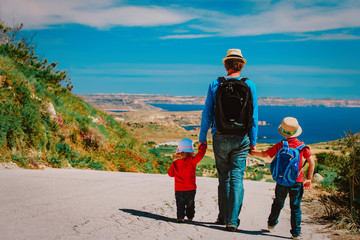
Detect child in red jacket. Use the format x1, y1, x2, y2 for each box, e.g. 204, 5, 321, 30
168, 138, 207, 223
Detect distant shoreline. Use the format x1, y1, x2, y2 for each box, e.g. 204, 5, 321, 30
79, 93, 360, 112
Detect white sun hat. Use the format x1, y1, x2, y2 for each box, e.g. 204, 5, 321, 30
176, 138, 195, 154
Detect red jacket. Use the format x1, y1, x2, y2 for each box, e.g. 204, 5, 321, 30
168, 144, 207, 191
266, 138, 312, 183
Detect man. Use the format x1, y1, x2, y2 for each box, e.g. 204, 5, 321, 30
199, 49, 258, 231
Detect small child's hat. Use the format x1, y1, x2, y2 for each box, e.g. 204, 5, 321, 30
176, 138, 195, 154
278, 117, 302, 138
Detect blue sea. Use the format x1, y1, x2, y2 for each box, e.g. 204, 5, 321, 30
150, 104, 360, 144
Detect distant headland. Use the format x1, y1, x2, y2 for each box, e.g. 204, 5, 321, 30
79, 93, 360, 112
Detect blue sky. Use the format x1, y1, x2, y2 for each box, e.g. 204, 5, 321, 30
1, 0, 360, 99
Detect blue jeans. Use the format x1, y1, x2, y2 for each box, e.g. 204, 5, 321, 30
175, 190, 196, 220
268, 182, 304, 237
213, 133, 250, 227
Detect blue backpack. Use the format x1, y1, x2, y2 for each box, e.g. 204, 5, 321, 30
270, 140, 307, 187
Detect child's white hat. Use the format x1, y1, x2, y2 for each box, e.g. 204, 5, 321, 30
176, 138, 194, 154
278, 117, 302, 138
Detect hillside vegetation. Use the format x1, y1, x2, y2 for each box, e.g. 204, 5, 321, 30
0, 23, 169, 173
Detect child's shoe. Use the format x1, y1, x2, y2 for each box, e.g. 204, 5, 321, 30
176, 219, 185, 223
225, 225, 237, 232
267, 224, 275, 231
291, 233, 303, 239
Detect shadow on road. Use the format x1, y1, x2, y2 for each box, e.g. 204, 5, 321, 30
119, 208, 290, 239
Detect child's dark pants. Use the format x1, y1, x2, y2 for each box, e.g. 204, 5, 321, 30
175, 190, 196, 220
268, 182, 304, 237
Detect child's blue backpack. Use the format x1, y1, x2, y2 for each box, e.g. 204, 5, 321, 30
270, 140, 307, 187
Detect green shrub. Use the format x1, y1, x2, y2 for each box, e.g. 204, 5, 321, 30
148, 148, 173, 173
149, 148, 162, 158
245, 165, 271, 181
317, 132, 360, 229
266, 178, 276, 183
49, 156, 64, 168
11, 155, 28, 168
69, 156, 91, 168
319, 168, 338, 190
196, 163, 217, 177
88, 161, 104, 171
55, 142, 73, 158
316, 152, 337, 166
144, 162, 155, 173
314, 163, 327, 174
155, 146, 177, 155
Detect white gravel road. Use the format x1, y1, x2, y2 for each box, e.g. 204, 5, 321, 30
0, 168, 330, 240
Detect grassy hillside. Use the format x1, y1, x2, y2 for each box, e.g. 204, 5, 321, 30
0, 23, 169, 173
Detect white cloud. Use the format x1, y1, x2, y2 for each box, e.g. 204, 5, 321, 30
1, 0, 359, 41
296, 33, 360, 41
0, 0, 195, 29
162, 1, 360, 40
194, 1, 360, 37
160, 34, 214, 39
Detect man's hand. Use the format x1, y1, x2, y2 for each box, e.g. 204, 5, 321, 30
304, 180, 312, 190
198, 142, 207, 148
250, 145, 256, 151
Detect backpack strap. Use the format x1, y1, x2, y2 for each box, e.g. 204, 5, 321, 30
217, 77, 227, 85
296, 144, 305, 150
218, 77, 248, 84
282, 140, 289, 148
296, 144, 310, 169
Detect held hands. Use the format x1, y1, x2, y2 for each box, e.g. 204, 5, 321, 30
198, 142, 207, 148
304, 179, 312, 190
249, 150, 256, 156
248, 145, 256, 155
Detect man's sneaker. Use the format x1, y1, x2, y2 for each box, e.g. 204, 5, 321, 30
187, 218, 193, 222
176, 219, 185, 223
225, 225, 237, 232
267, 224, 275, 231
292, 233, 303, 239
215, 218, 225, 225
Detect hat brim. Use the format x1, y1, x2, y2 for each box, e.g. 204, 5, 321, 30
222, 56, 247, 64
176, 148, 195, 154
278, 125, 302, 138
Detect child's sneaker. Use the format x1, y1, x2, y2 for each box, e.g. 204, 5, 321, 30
225, 225, 237, 232
292, 233, 303, 239
267, 224, 275, 231
176, 219, 185, 223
